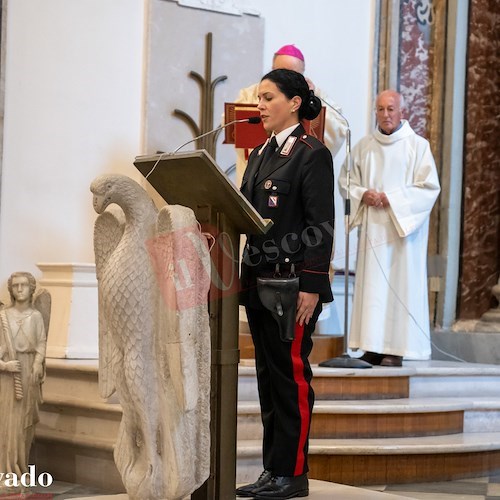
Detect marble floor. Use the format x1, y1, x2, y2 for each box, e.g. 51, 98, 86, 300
3, 474, 500, 499
367, 475, 500, 499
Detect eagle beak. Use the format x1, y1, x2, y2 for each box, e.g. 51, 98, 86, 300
93, 194, 108, 214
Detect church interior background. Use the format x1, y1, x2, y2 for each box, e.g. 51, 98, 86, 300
0, 0, 499, 498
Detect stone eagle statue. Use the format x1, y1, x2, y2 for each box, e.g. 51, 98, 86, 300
91, 173, 211, 500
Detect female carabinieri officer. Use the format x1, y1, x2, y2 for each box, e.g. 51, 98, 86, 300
237, 69, 334, 499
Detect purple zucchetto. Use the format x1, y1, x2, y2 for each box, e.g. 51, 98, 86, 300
274, 44, 305, 62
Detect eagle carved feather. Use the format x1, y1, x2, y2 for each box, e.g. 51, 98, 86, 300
91, 174, 211, 500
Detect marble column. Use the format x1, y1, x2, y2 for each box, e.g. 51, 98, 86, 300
394, 0, 446, 320
476, 277, 500, 332
457, 0, 500, 319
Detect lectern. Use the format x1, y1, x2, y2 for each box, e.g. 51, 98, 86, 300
134, 150, 272, 500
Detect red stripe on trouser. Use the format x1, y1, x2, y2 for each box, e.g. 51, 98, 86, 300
291, 322, 309, 476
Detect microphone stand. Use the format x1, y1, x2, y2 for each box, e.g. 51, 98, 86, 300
171, 117, 254, 155
318, 98, 371, 369
145, 117, 259, 180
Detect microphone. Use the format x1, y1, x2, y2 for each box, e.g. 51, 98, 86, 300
145, 116, 261, 179
171, 116, 261, 154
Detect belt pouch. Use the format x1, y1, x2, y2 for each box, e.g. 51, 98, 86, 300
257, 264, 299, 342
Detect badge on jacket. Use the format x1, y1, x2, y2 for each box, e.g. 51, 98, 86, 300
268, 194, 279, 207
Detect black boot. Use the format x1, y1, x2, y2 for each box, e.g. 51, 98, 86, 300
253, 474, 309, 499
236, 470, 273, 497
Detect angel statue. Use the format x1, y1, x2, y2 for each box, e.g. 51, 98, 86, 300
0, 272, 51, 483
91, 173, 212, 500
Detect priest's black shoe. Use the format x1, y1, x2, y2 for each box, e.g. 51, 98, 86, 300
380, 354, 403, 367
235, 469, 273, 497
359, 351, 384, 365
253, 474, 309, 499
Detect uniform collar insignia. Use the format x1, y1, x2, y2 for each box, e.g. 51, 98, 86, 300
280, 136, 297, 156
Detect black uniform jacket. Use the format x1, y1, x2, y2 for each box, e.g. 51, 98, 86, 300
240, 123, 334, 308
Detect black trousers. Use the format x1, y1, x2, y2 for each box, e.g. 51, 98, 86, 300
245, 303, 322, 477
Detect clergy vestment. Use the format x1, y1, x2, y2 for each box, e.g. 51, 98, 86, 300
339, 120, 440, 359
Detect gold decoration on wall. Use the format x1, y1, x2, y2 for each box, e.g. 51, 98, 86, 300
173, 32, 227, 158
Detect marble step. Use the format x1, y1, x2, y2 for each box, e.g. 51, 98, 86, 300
43, 358, 113, 403
239, 305, 345, 364
238, 361, 412, 401
239, 332, 344, 365
34, 427, 124, 493
38, 394, 121, 443
307, 431, 500, 454
238, 359, 500, 401
407, 361, 500, 398
237, 432, 500, 486
237, 397, 500, 440
35, 360, 121, 492
37, 358, 500, 489
39, 390, 500, 486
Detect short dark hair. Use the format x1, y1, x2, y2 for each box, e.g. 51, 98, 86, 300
261, 69, 322, 121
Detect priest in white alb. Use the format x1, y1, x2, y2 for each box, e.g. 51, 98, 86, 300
338, 89, 440, 367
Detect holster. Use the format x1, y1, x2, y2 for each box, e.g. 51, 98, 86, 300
257, 264, 299, 342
